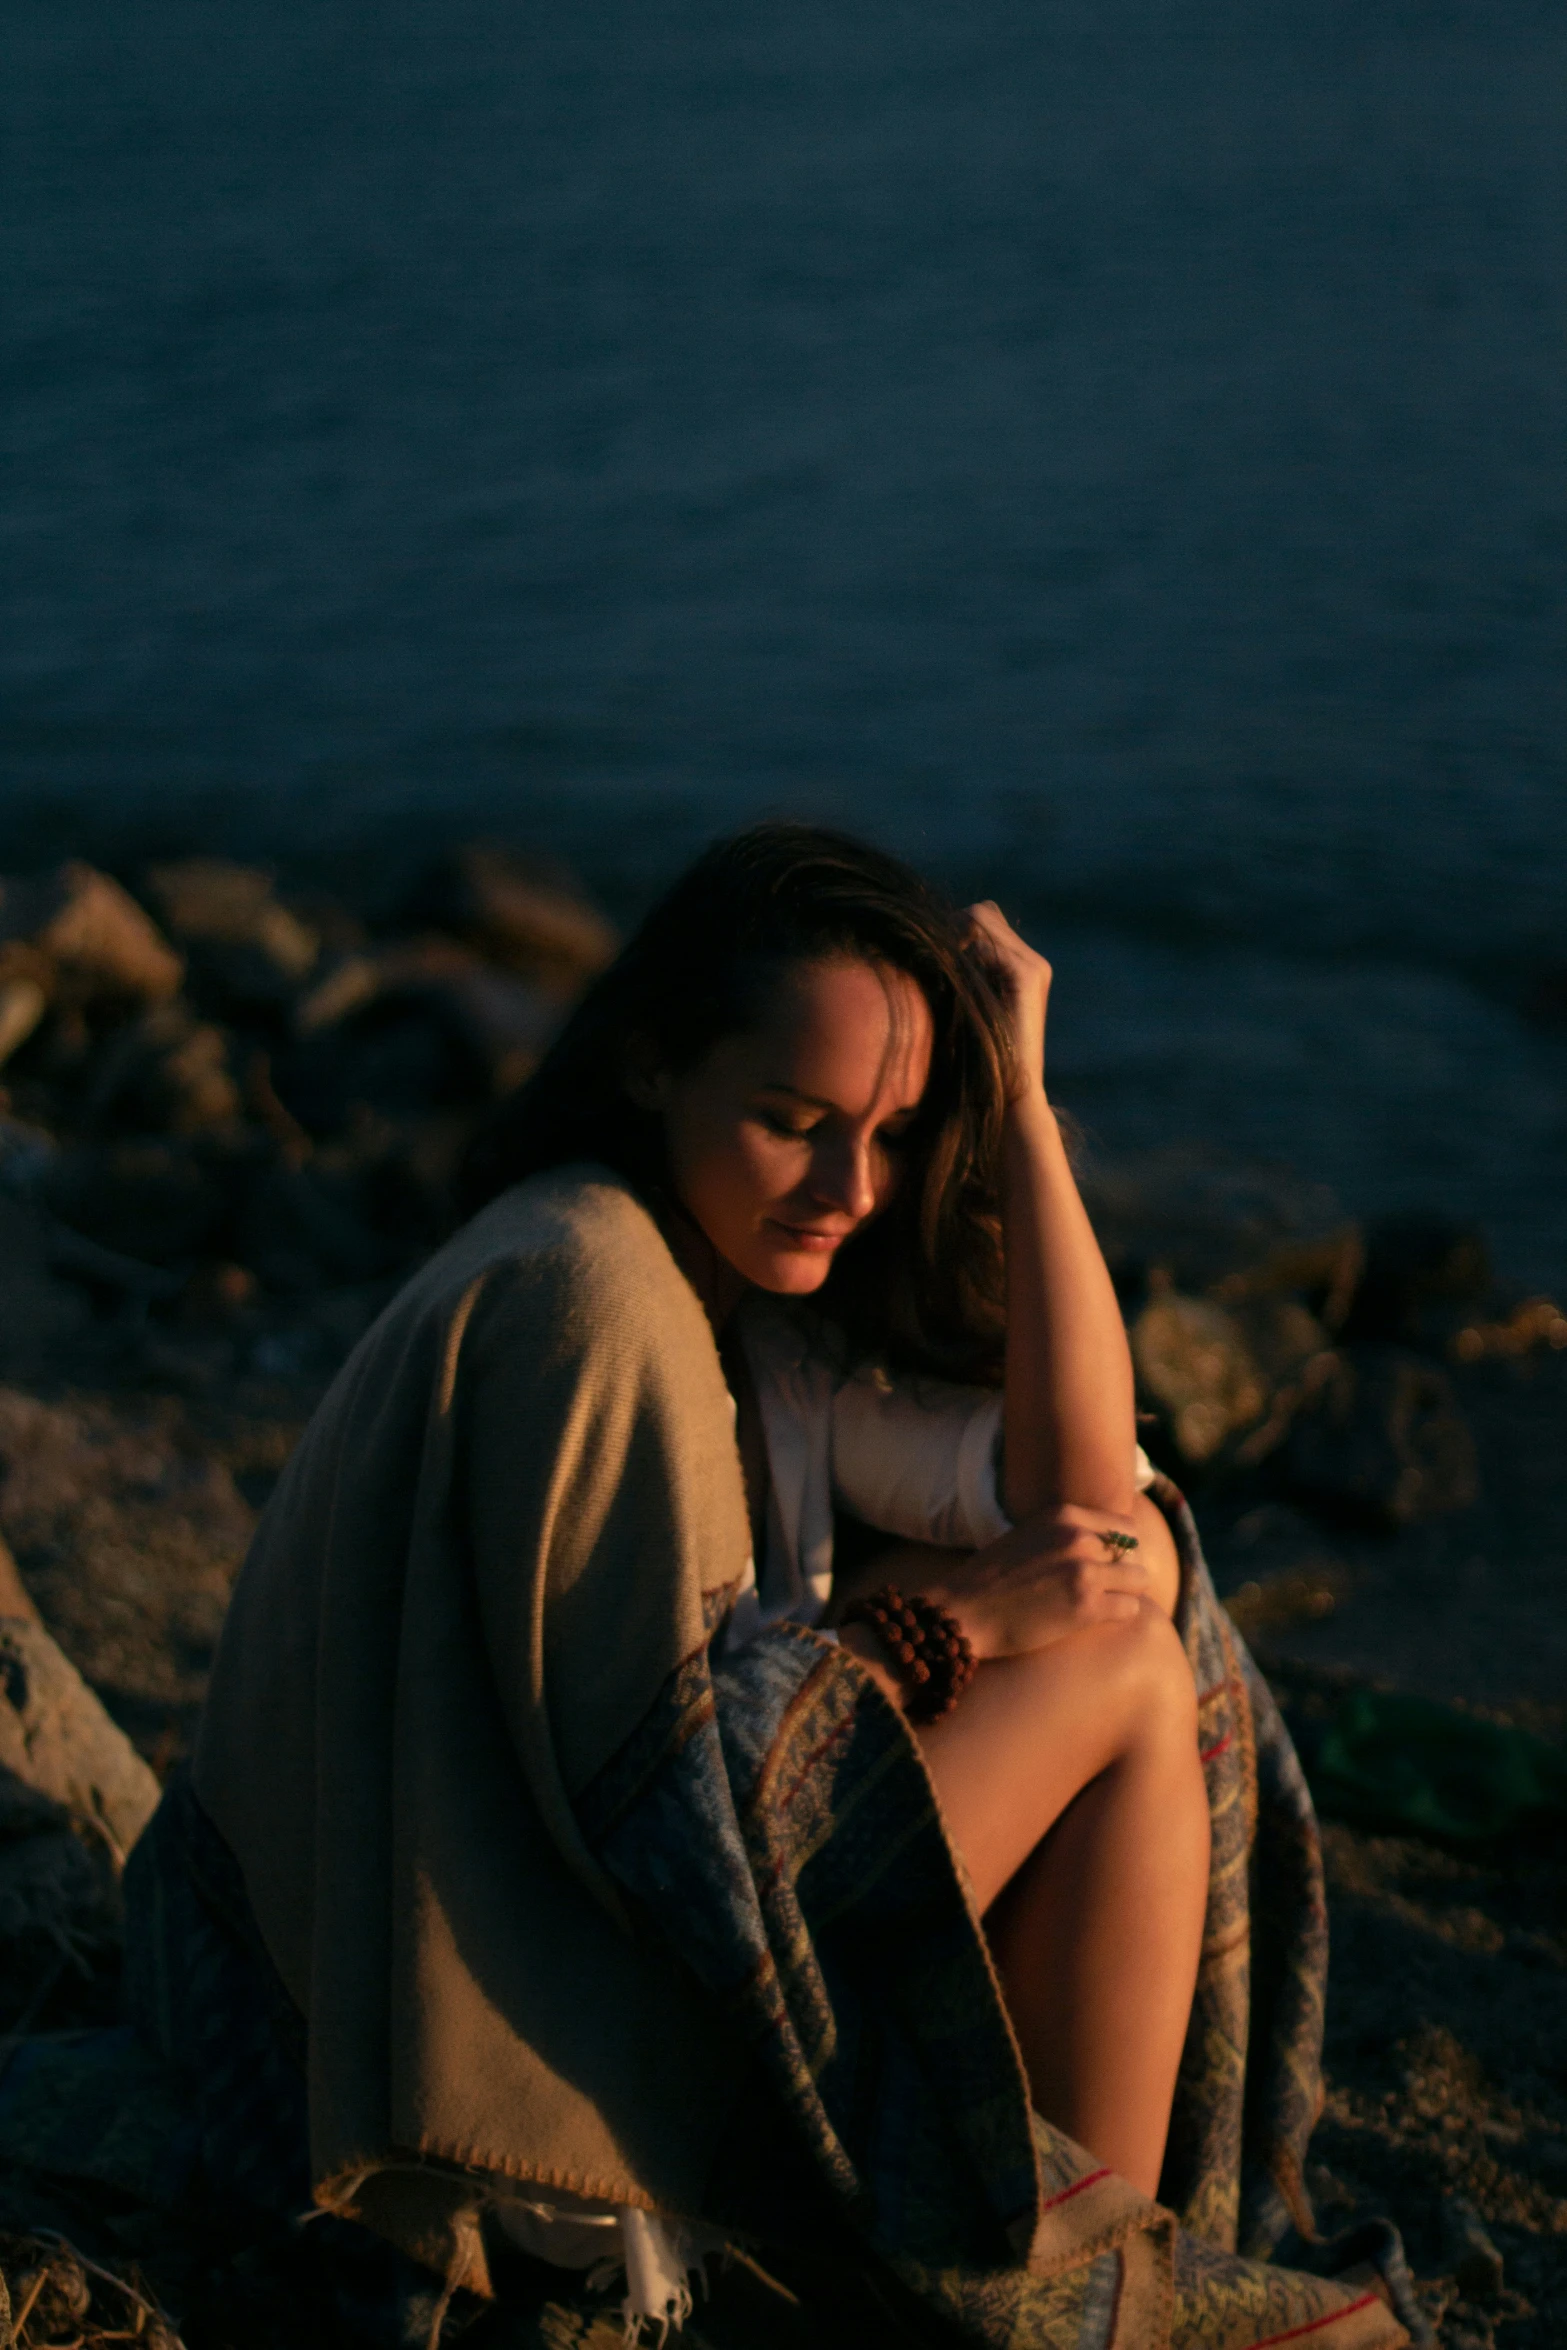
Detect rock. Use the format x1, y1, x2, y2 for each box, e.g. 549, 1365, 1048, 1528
0, 1194, 93, 1386
0, 1388, 253, 1722
406, 843, 618, 990
1130, 1287, 1331, 1469
1440, 2197, 1504, 2302
1450, 1294, 1567, 1361
143, 857, 319, 1015
177, 1260, 259, 1326
271, 991, 492, 1133
43, 1141, 226, 1269
80, 1005, 243, 1136
0, 1616, 160, 1866
45, 1222, 190, 1307
1211, 1226, 1366, 1334
1279, 1345, 1480, 1527
1220, 1564, 1349, 1642
0, 1605, 162, 1986
0, 864, 183, 1005
445, 960, 563, 1090
0, 1115, 58, 1199
1343, 1212, 1492, 1347
1084, 1146, 1351, 1302
294, 950, 383, 1033
0, 1533, 38, 1629
1131, 1291, 1269, 1465
322, 1119, 457, 1259
0, 974, 47, 1070
293, 937, 560, 1093
233, 1154, 395, 1291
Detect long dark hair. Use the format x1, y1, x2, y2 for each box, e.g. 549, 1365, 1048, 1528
458, 824, 1013, 1378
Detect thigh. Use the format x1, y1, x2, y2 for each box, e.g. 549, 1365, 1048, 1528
915, 1606, 1193, 1912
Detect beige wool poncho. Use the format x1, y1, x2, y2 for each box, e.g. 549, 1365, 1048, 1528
187, 1163, 1419, 2349
192, 1166, 759, 2284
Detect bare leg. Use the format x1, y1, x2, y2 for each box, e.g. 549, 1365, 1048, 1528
916, 1606, 1209, 2197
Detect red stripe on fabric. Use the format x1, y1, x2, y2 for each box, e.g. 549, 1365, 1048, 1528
1037, 2166, 1112, 2213
775, 1716, 856, 1815
1197, 1679, 1229, 1705
1200, 1731, 1234, 1764
1246, 2293, 1381, 2348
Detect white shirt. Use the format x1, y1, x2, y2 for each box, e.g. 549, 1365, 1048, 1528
722, 1299, 1015, 1646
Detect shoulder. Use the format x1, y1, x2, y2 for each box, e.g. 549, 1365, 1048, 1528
434, 1164, 705, 1376
463, 1163, 668, 1281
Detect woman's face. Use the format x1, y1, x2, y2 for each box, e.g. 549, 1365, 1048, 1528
647, 956, 934, 1296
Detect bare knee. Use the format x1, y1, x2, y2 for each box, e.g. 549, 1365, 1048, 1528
994, 1600, 1197, 1767
1093, 1601, 1198, 1750
1132, 1492, 1182, 1619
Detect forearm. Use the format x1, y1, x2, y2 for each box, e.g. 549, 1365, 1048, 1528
832, 1504, 1177, 1695
1002, 1091, 1137, 1520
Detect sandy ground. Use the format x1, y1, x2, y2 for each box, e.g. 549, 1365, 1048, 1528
0, 1209, 1562, 2346
1197, 1348, 1567, 2348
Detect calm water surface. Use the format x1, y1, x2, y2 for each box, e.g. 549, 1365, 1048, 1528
4, 0, 1566, 1279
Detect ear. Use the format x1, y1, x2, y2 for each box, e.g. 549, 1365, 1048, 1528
623, 1033, 672, 1112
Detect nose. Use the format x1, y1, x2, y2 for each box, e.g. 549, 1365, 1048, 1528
808, 1131, 878, 1222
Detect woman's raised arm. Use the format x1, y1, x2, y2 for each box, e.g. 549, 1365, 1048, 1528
968, 904, 1138, 1522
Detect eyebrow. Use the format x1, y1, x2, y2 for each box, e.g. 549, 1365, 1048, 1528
756, 1082, 918, 1117
756, 1083, 836, 1111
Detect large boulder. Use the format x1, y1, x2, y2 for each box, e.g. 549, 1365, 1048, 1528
0, 1551, 161, 1975
0, 949, 49, 1072
281, 938, 560, 1128
1341, 1212, 1493, 1348
0, 1600, 160, 1867
291, 930, 566, 1113
42, 1139, 229, 1269
1278, 1345, 1480, 1528
0, 1193, 92, 1387
1129, 1285, 1332, 1469
1083, 1145, 1355, 1305
143, 857, 320, 1018
1131, 1292, 1268, 1466
0, 1389, 253, 1723
234, 1151, 398, 1291
0, 864, 183, 1007
78, 1004, 243, 1136
405, 843, 618, 991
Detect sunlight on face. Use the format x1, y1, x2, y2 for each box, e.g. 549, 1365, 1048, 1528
656, 957, 934, 1296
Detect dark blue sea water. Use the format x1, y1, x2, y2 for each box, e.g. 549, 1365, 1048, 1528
4, 0, 1566, 1282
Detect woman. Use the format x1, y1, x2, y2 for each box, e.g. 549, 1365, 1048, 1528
126, 826, 1416, 2348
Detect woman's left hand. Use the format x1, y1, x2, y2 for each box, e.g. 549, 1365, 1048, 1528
965, 901, 1051, 1101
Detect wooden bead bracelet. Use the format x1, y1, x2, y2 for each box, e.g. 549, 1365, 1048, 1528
840, 1583, 978, 1725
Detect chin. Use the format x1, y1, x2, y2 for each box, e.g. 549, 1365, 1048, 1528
750, 1248, 834, 1296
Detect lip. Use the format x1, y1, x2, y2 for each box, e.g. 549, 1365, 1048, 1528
766, 1219, 852, 1252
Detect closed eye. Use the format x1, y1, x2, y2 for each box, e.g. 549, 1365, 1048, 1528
756, 1107, 822, 1139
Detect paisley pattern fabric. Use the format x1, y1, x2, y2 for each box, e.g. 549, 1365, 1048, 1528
576, 1474, 1426, 2349
125, 1479, 1427, 2348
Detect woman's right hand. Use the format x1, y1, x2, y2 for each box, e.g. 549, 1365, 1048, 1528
923, 1504, 1153, 1660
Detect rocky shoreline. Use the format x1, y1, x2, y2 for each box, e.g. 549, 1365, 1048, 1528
0, 848, 1563, 2347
